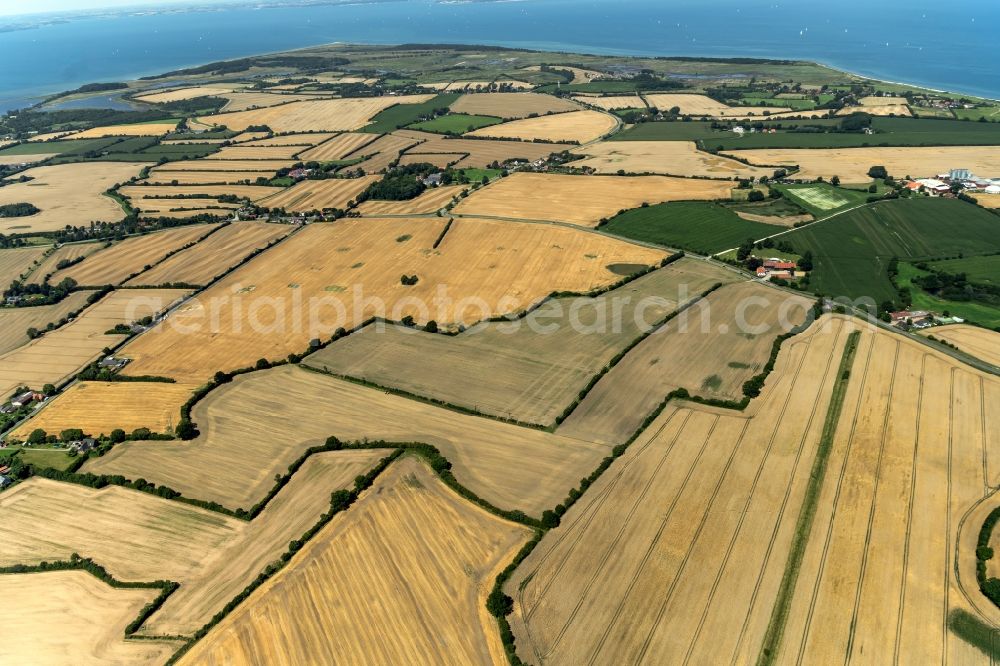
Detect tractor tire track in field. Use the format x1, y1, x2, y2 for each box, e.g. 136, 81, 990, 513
516, 409, 687, 663
943, 367, 956, 662
793, 334, 874, 666
673, 333, 816, 665
631, 419, 752, 664
526, 413, 692, 655
522, 409, 688, 618
893, 354, 927, 666
844, 341, 900, 664
716, 326, 844, 666
584, 417, 724, 665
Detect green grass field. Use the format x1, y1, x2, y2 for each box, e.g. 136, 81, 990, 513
953, 107, 1000, 122
0, 447, 75, 472
897, 262, 1000, 327
0, 137, 121, 157
601, 201, 784, 254
736, 97, 817, 110
362, 93, 461, 134
785, 198, 1000, 305
408, 113, 501, 134
774, 184, 869, 217
926, 254, 1000, 286
909, 106, 955, 119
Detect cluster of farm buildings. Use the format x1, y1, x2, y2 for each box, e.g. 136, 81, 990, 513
905, 168, 1000, 196
754, 258, 802, 280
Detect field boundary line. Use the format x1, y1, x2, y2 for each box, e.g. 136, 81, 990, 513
893, 353, 927, 665
844, 340, 900, 664
792, 331, 873, 666
943, 367, 956, 661
755, 327, 863, 666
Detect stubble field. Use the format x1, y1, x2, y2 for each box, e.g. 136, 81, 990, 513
923, 324, 1000, 367
10, 381, 198, 439
306, 259, 734, 425
0, 571, 179, 666
355, 184, 465, 215
176, 456, 532, 666
466, 110, 617, 144
0, 246, 47, 286
24, 242, 103, 285
569, 140, 773, 178
296, 132, 379, 161
195, 96, 434, 133
0, 289, 189, 399
256, 176, 378, 212
453, 173, 733, 227
83, 364, 610, 515
125, 222, 291, 287
0, 163, 149, 234
723, 146, 1000, 182
572, 95, 647, 110
117, 217, 665, 383
0, 290, 94, 356
557, 282, 814, 444
450, 92, 580, 119
53, 224, 217, 286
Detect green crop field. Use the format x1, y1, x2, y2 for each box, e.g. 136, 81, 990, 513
601, 201, 784, 255
612, 117, 1000, 149
408, 113, 501, 134
953, 106, 1000, 122
0, 137, 121, 157
362, 93, 461, 134
897, 262, 1000, 327
736, 97, 817, 110
785, 198, 1000, 304
927, 254, 1000, 286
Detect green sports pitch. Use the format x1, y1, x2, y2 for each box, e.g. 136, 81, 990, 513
785, 186, 852, 211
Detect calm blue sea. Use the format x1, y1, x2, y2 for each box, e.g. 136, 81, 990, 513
1, 0, 996, 112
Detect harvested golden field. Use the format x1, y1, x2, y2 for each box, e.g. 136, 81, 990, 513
355, 184, 464, 215
119, 184, 279, 202
466, 110, 616, 143
450, 92, 580, 119
197, 96, 434, 132
0, 246, 47, 286
152, 159, 296, 172
558, 282, 814, 444
975, 193, 1000, 208
0, 162, 148, 234
569, 140, 773, 178
24, 242, 103, 285
69, 122, 179, 139
117, 217, 665, 383
135, 85, 239, 103
242, 132, 336, 147
256, 176, 378, 212
642, 93, 790, 117
141, 170, 270, 185
346, 134, 420, 173
87, 364, 609, 514
507, 316, 856, 665
393, 130, 574, 168
10, 381, 197, 439
218, 91, 329, 112
27, 130, 79, 142
453, 172, 733, 227
126, 222, 291, 287
177, 456, 532, 666
722, 146, 1000, 182
228, 131, 271, 143
397, 152, 465, 168
0, 290, 93, 356
1, 449, 383, 638
53, 224, 217, 286
0, 152, 56, 165
210, 144, 308, 160
0, 571, 179, 666
923, 324, 1000, 367
306, 259, 734, 425
132, 202, 236, 219
297, 132, 379, 161
572, 94, 647, 110
837, 103, 912, 117
0, 289, 189, 399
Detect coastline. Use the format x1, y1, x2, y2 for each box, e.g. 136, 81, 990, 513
6, 40, 997, 115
